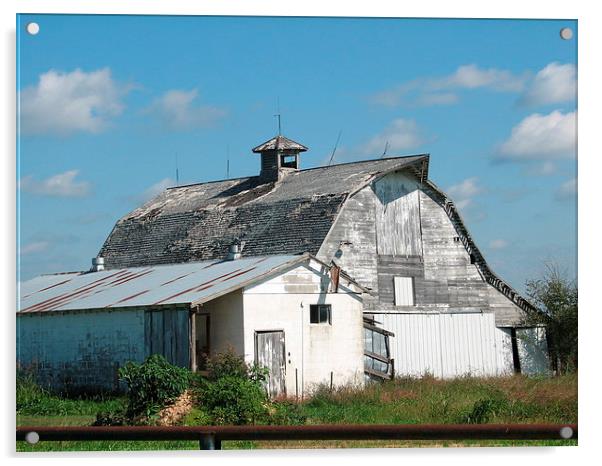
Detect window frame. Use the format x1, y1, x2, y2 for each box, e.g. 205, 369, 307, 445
309, 304, 332, 325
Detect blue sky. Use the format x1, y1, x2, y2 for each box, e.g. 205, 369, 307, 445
16, 15, 577, 291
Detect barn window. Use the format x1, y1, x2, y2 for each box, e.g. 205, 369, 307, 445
280, 153, 298, 168
394, 277, 415, 306
310, 304, 331, 324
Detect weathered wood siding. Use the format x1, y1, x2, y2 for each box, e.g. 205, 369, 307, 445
317, 188, 379, 308
144, 308, 190, 368
319, 169, 527, 325
255, 330, 287, 398
374, 172, 423, 257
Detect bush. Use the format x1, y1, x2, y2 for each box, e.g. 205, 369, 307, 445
270, 400, 307, 425
118, 354, 190, 420
525, 263, 577, 374
201, 375, 268, 425
194, 348, 270, 425
205, 347, 250, 381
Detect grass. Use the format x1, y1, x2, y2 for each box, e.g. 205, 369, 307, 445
16, 373, 577, 452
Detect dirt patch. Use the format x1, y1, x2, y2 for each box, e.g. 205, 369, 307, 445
156, 390, 194, 426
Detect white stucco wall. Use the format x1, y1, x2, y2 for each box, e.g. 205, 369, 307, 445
200, 290, 245, 355
17, 308, 146, 392
241, 261, 365, 397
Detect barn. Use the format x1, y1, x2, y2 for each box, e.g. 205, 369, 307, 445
96, 134, 549, 379
17, 132, 550, 393
17, 254, 367, 396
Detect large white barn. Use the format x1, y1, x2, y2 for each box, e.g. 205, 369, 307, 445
18, 133, 550, 393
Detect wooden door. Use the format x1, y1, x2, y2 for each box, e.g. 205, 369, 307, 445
255, 331, 286, 398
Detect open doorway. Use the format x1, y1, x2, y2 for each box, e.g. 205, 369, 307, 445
194, 313, 210, 372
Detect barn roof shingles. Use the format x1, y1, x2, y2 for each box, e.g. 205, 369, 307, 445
98, 155, 428, 269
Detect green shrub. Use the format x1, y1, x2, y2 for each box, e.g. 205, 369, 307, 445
201, 375, 268, 425
270, 400, 307, 425
205, 347, 250, 381
118, 354, 190, 420
193, 348, 270, 425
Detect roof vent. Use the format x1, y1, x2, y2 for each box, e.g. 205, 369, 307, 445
226, 241, 245, 261
91, 256, 105, 272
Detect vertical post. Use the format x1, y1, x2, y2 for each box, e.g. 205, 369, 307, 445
330, 371, 333, 391
189, 308, 197, 372
295, 368, 298, 400
199, 434, 221, 450
510, 328, 522, 374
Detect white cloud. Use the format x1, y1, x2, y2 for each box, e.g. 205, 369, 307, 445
555, 177, 577, 201
370, 64, 527, 107
520, 62, 576, 106
498, 110, 576, 160
431, 64, 527, 92
19, 170, 91, 197
140, 178, 175, 203
446, 177, 484, 209
489, 239, 508, 250
360, 118, 424, 155
20, 241, 50, 255
19, 68, 128, 135
147, 89, 226, 130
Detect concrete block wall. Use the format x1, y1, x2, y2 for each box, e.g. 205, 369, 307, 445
17, 308, 146, 393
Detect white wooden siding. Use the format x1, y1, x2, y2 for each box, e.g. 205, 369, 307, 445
394, 277, 415, 306
374, 173, 423, 257
375, 312, 510, 378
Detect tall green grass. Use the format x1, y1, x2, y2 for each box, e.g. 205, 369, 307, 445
17, 372, 125, 417
17, 373, 577, 451
302, 374, 577, 425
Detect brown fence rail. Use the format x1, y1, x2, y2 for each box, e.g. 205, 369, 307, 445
17, 424, 577, 450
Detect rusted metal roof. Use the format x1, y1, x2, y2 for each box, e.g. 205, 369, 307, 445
252, 135, 308, 153
17, 255, 319, 314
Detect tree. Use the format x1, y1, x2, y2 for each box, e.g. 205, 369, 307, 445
524, 263, 577, 374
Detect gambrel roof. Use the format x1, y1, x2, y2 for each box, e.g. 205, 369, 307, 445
98, 155, 429, 269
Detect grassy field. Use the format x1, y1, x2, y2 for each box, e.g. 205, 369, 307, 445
16, 374, 577, 452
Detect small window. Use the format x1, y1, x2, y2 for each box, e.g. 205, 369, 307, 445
281, 154, 297, 168
310, 304, 331, 324
394, 276, 415, 306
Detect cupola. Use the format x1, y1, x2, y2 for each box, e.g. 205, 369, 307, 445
252, 135, 308, 182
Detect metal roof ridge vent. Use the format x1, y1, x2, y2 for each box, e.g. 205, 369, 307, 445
90, 256, 105, 272
226, 240, 245, 260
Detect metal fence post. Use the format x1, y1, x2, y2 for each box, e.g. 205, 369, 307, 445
199, 433, 221, 450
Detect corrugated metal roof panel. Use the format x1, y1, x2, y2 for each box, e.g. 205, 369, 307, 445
18, 255, 304, 314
